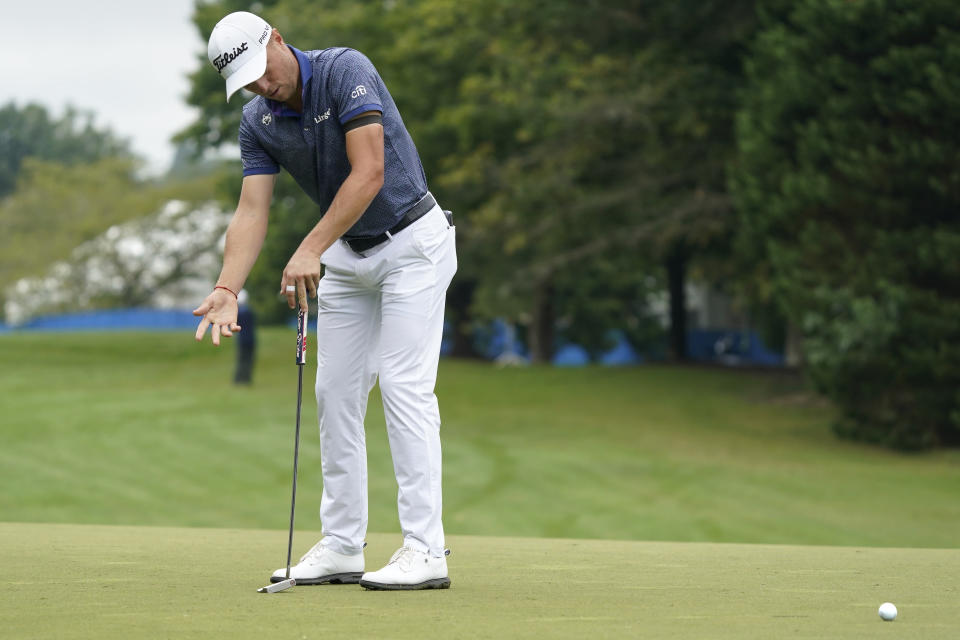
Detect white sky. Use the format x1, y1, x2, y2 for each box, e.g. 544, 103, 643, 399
3, 0, 205, 175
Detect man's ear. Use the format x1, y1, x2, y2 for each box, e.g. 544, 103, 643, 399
272, 28, 284, 46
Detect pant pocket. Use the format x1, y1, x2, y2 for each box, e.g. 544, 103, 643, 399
411, 210, 453, 262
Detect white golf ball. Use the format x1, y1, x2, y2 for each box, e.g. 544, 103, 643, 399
878, 602, 897, 621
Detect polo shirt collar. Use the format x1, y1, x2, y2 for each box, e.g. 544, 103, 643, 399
266, 45, 312, 117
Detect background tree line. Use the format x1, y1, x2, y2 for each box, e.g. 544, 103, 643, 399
181, 0, 753, 360
0, 103, 229, 318
2, 0, 955, 450
174, 0, 958, 449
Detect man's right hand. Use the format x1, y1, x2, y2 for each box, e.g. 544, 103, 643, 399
193, 289, 241, 346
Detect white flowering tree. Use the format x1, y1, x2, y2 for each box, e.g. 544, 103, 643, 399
4, 200, 231, 325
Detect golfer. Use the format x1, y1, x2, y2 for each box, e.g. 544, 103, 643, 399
193, 11, 456, 590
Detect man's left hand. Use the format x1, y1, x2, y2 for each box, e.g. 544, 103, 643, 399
281, 248, 322, 310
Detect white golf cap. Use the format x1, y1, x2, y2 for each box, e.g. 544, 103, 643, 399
208, 12, 273, 102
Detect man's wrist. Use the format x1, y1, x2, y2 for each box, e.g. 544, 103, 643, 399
215, 284, 239, 299
296, 240, 326, 262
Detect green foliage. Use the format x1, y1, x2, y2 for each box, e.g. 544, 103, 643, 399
5, 198, 231, 324
0, 157, 150, 288
540, 256, 665, 358
0, 157, 231, 320
179, 1, 756, 359
732, 0, 960, 448
0, 103, 147, 314
431, 2, 748, 317
803, 283, 960, 449
175, 0, 283, 151
0, 102, 132, 199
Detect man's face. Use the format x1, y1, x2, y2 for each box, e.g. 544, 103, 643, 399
244, 31, 299, 102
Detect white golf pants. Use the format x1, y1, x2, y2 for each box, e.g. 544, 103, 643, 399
314, 202, 456, 558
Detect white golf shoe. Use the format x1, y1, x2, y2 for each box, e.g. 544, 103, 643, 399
359, 546, 451, 590
270, 541, 364, 585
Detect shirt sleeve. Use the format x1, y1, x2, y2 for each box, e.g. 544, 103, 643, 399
330, 49, 385, 125
239, 117, 280, 177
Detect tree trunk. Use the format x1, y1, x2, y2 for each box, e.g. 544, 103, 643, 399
666, 246, 688, 361
529, 278, 555, 364
785, 321, 804, 368
446, 279, 480, 359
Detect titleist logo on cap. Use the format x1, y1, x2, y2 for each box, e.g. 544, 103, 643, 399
213, 42, 249, 73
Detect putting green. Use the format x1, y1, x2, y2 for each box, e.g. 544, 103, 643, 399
1, 523, 957, 638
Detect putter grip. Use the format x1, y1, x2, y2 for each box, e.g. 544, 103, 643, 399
296, 307, 307, 365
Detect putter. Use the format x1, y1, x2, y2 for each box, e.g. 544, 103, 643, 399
257, 305, 308, 594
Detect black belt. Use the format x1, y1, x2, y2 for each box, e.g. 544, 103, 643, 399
346, 193, 437, 253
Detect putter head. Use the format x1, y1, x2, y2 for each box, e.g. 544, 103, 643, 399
257, 578, 295, 593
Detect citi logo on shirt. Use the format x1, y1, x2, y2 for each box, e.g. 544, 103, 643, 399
314, 108, 331, 124
351, 85, 367, 99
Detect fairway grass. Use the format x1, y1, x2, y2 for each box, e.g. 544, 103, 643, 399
1, 330, 960, 548
2, 522, 958, 639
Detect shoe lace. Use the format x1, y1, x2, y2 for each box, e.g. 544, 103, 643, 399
300, 541, 328, 564
388, 546, 419, 570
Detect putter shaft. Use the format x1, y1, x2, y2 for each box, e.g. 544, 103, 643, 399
285, 361, 304, 579
259, 307, 307, 593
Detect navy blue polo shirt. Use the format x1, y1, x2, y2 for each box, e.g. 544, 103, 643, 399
238, 46, 428, 239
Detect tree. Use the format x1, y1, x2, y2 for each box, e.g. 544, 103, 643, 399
0, 103, 141, 313
0, 102, 132, 199
178, 1, 756, 361
422, 0, 755, 361
0, 156, 231, 320
0, 158, 149, 290
4, 198, 230, 324
731, 0, 960, 448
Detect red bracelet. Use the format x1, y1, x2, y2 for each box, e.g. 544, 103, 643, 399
215, 285, 238, 299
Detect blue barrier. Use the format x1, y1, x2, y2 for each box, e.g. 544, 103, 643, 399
509, 325, 782, 367
4, 310, 785, 367
599, 333, 643, 366
12, 309, 201, 332
473, 318, 529, 361
554, 332, 643, 366
553, 344, 591, 367
686, 329, 784, 366
440, 319, 454, 357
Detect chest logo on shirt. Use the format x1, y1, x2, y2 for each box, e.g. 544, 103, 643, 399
262, 113, 272, 126
351, 85, 367, 99
314, 108, 331, 124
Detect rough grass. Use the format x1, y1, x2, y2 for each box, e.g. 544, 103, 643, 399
1, 330, 959, 547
